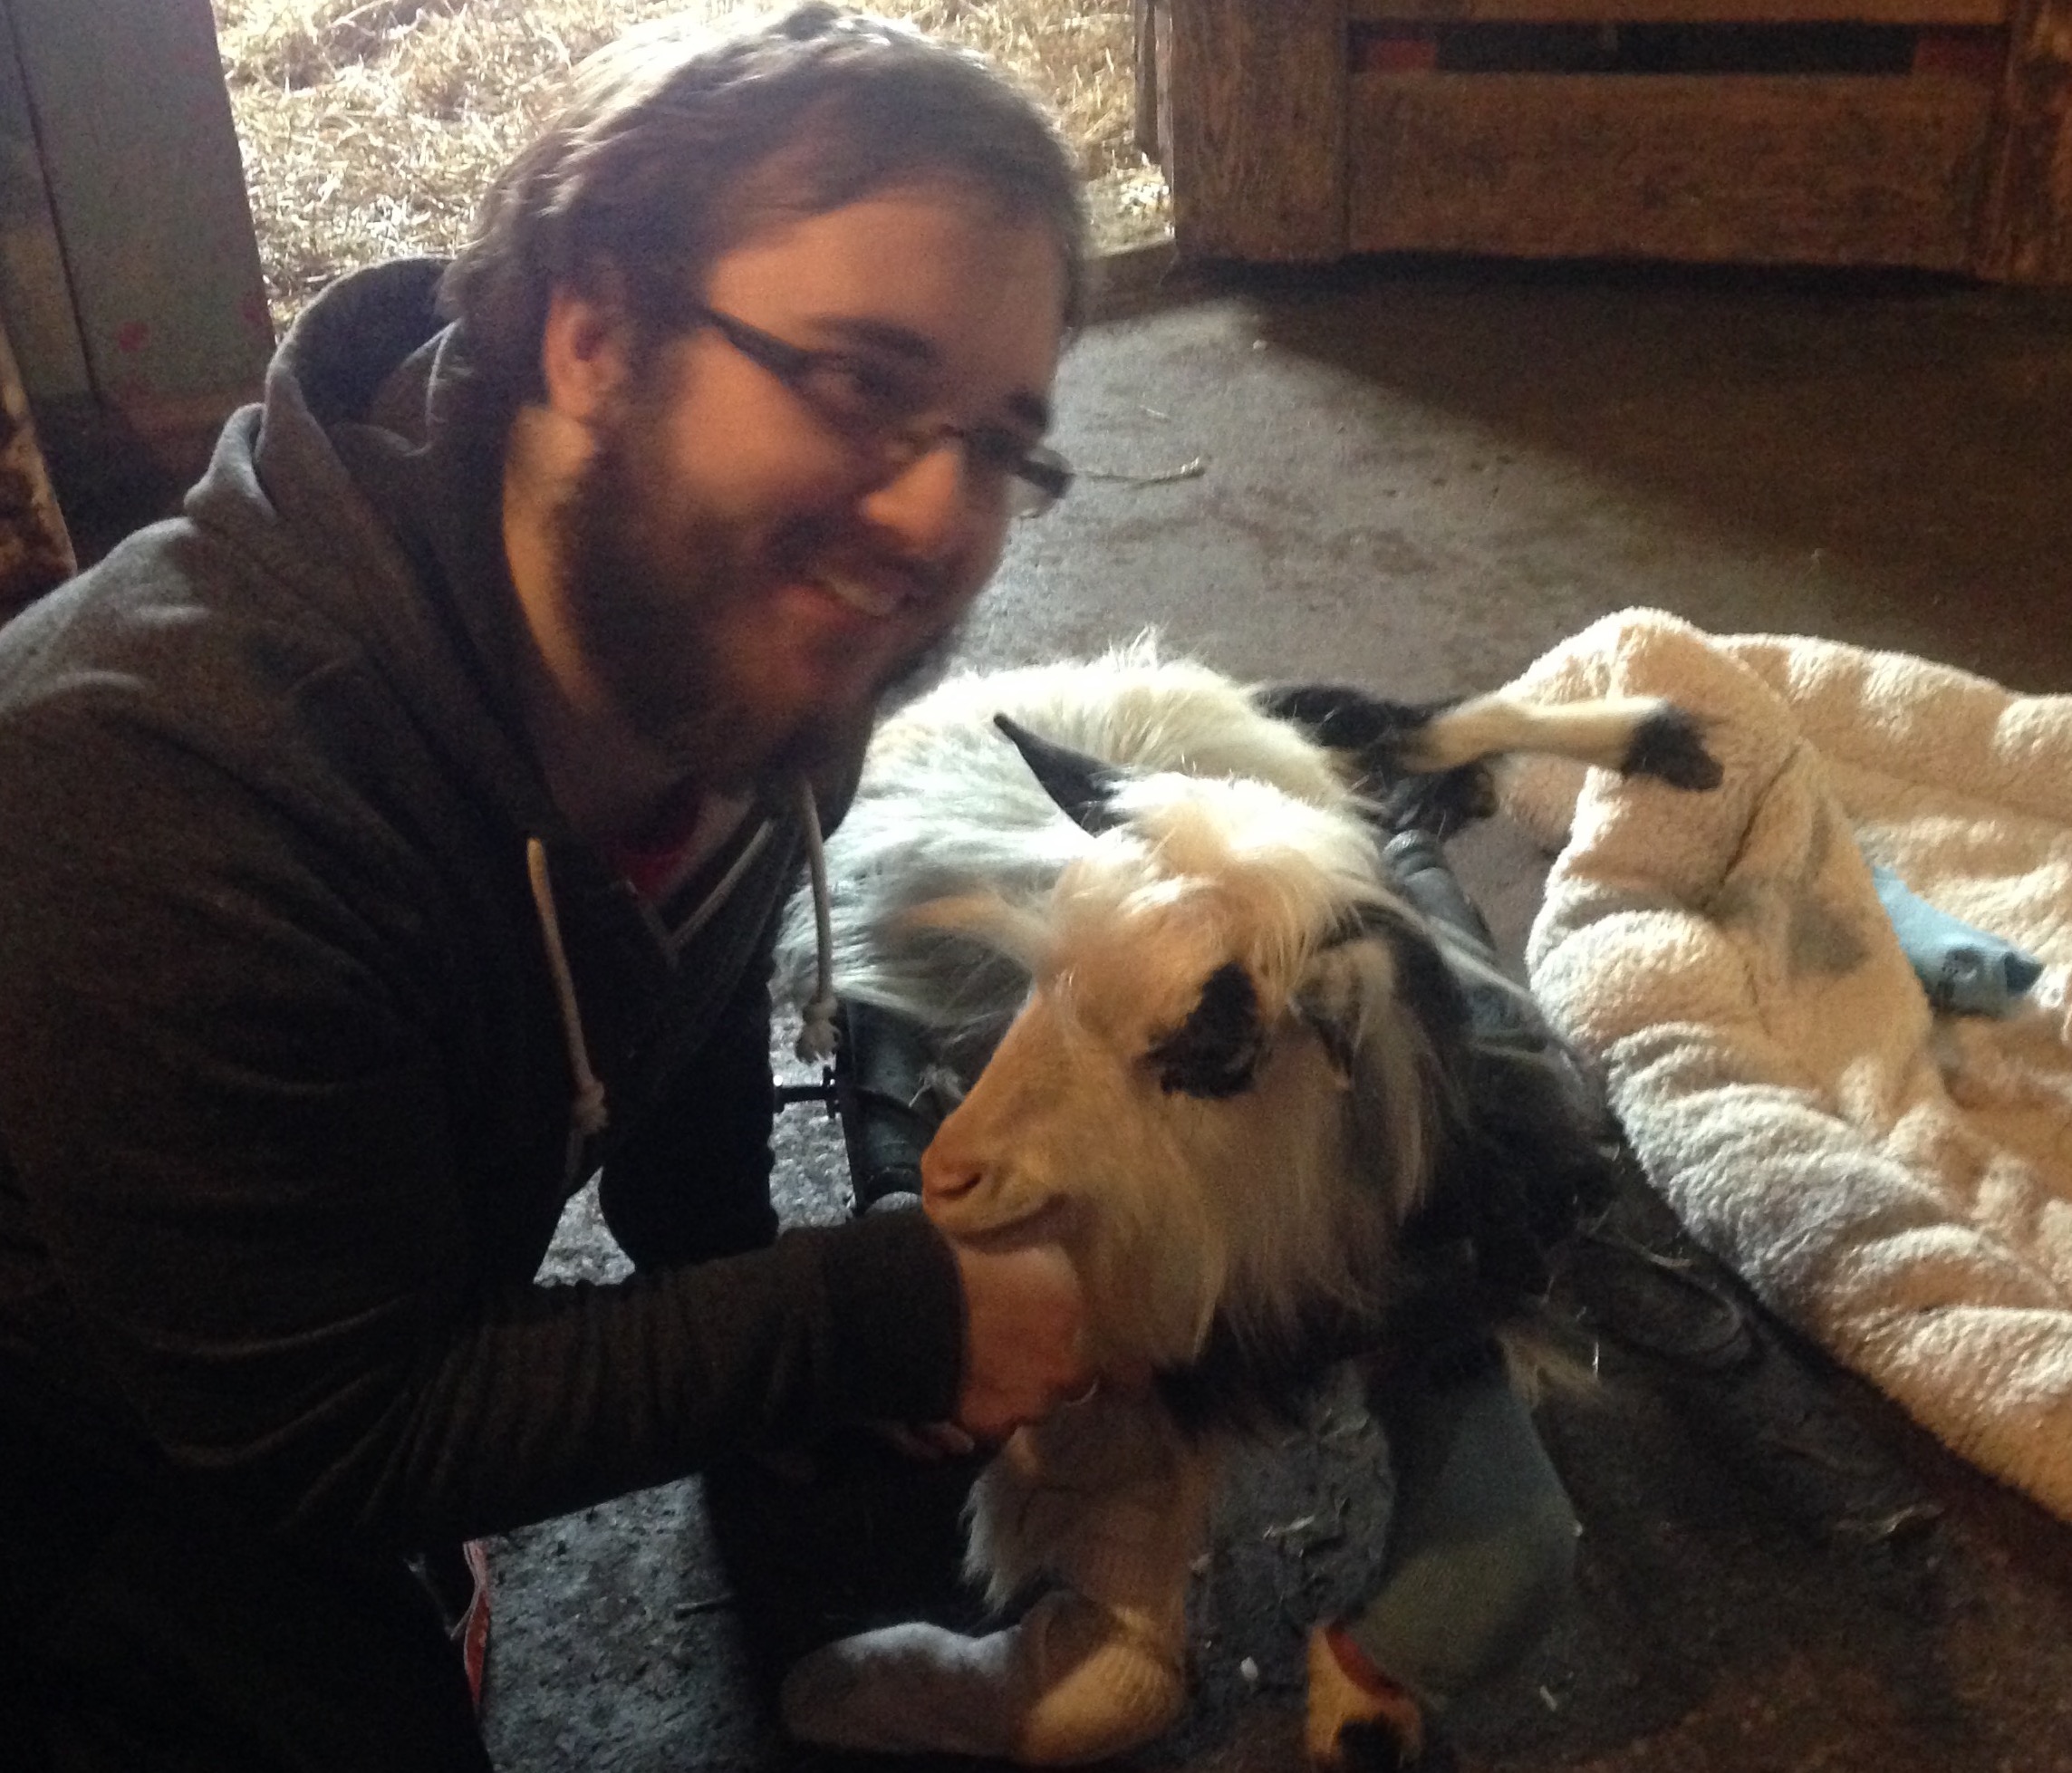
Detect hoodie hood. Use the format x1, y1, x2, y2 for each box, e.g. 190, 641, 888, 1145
171, 259, 855, 1143
182, 257, 559, 841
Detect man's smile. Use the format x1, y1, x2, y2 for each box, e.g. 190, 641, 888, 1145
813, 570, 910, 622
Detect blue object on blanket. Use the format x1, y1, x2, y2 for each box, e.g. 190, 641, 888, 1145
1871, 863, 2043, 1016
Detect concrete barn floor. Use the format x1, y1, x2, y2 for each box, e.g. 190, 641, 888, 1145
464, 255, 2072, 1773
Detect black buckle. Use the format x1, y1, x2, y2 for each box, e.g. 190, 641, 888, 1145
774, 999, 944, 1213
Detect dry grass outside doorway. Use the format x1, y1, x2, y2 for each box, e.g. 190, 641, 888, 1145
211, 0, 1171, 334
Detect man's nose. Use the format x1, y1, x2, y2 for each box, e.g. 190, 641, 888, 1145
855, 437, 982, 562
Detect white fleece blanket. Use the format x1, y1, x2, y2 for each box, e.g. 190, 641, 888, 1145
1499, 608, 2072, 1521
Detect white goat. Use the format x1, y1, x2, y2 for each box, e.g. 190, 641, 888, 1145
775, 643, 1717, 1766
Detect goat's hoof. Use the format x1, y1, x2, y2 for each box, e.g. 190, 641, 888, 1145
778, 1595, 1187, 1767
1011, 1589, 1187, 1764
780, 1622, 1020, 1759
1379, 761, 1497, 839
1623, 702, 1722, 791
1305, 1624, 1446, 1772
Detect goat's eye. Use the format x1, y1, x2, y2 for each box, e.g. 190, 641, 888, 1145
1147, 962, 1265, 1099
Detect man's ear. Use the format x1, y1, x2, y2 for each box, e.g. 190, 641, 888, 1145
539, 284, 632, 427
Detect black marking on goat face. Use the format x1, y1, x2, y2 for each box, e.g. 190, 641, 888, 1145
995, 714, 1127, 834
1622, 705, 1723, 791
1148, 962, 1266, 1099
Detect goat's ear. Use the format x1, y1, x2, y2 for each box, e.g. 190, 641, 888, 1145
1292, 940, 1373, 1081
1296, 910, 1462, 1072
995, 714, 1125, 834
1293, 932, 1439, 1219
901, 891, 1046, 967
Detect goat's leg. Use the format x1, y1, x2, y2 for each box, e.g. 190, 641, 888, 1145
1251, 683, 1723, 807
779, 1389, 1214, 1764
968, 1387, 1214, 1761
1306, 1353, 1577, 1771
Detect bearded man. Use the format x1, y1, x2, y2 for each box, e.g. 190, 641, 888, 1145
0, 8, 1091, 1766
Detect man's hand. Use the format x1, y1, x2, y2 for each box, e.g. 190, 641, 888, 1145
948, 1237, 1093, 1443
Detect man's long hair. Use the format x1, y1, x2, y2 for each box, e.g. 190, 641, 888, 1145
438, 4, 1088, 412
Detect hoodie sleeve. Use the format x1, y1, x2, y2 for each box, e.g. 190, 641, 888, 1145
0, 575, 966, 1551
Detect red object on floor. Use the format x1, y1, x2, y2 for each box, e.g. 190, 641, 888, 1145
453, 1538, 491, 1711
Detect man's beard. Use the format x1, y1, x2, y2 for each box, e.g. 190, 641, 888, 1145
551, 399, 964, 795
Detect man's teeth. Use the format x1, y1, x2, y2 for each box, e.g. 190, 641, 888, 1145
818, 573, 901, 619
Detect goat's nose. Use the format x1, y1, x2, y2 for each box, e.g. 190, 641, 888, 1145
920, 1138, 981, 1207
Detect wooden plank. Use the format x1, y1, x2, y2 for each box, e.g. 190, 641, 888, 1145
6, 0, 271, 421
1167, 0, 1350, 260
1348, 72, 1996, 267
1913, 28, 2010, 77
1136, 0, 1161, 159
1352, 0, 2007, 24
0, 3, 91, 415
1971, 0, 2072, 277
1152, 0, 1177, 177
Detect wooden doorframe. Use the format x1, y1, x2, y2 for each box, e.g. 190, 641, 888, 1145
1973, 0, 2072, 277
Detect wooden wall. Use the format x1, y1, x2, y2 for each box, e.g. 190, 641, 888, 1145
0, 0, 272, 438
1145, 0, 2072, 281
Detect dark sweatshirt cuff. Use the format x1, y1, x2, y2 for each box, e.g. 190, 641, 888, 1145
818, 1207, 964, 1424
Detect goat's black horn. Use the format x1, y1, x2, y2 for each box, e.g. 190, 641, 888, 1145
994, 714, 1125, 834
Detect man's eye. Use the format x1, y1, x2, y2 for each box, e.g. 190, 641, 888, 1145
808, 356, 923, 425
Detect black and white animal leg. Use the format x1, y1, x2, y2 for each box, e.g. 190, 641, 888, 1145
1306, 1624, 1450, 1771
1256, 681, 1722, 832
780, 1389, 1211, 1763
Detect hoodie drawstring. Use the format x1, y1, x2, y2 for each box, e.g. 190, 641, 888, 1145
527, 838, 610, 1154
526, 784, 840, 1180
794, 778, 840, 1065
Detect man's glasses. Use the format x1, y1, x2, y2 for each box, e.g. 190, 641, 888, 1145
688, 304, 1072, 520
